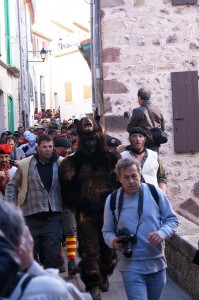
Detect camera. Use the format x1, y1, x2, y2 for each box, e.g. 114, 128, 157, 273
9, 159, 15, 166
117, 227, 137, 258
124, 111, 131, 119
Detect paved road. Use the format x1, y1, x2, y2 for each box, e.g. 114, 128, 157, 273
61, 253, 192, 300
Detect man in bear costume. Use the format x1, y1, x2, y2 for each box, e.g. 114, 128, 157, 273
59, 117, 119, 300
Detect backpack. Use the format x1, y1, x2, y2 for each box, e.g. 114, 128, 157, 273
110, 183, 159, 220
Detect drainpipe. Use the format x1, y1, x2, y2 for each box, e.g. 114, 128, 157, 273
17, 0, 26, 127
94, 0, 103, 118
24, 4, 30, 128
90, 0, 96, 111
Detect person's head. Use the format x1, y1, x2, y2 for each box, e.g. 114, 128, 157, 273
54, 137, 72, 157
48, 129, 56, 137
137, 87, 151, 104
23, 130, 31, 140
67, 129, 76, 141
35, 125, 45, 136
18, 126, 25, 136
0, 132, 8, 139
37, 134, 53, 162
61, 126, 68, 134
0, 201, 25, 246
28, 126, 35, 134
116, 157, 141, 195
6, 136, 17, 150
27, 134, 37, 147
0, 144, 12, 170
106, 136, 121, 151
129, 127, 147, 153
0, 201, 26, 288
50, 117, 56, 124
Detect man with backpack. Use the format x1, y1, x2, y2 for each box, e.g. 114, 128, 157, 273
102, 157, 179, 300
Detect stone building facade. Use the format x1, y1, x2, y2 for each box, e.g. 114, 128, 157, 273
100, 0, 199, 221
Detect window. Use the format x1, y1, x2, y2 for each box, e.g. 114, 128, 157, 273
171, 71, 199, 153
83, 84, 92, 100
172, 0, 197, 5
65, 82, 72, 103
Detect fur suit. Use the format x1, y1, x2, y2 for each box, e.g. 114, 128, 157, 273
59, 117, 119, 292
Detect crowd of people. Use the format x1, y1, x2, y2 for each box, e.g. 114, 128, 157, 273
0, 87, 179, 300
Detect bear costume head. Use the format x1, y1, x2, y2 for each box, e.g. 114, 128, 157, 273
75, 117, 107, 154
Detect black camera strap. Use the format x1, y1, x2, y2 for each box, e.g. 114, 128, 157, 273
115, 185, 144, 235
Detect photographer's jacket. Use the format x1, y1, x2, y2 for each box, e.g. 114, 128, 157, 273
102, 183, 179, 272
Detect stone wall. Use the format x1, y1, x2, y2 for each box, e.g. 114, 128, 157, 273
100, 0, 199, 209
166, 214, 199, 299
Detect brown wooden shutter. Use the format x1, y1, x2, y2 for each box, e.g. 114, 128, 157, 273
172, 0, 197, 5
171, 71, 199, 153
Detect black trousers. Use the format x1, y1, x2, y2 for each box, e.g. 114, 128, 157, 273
25, 212, 62, 269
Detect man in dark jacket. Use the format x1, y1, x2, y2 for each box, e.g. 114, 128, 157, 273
127, 87, 165, 152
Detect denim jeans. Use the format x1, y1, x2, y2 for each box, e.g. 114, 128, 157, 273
121, 269, 166, 300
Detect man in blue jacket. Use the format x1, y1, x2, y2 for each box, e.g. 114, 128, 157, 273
102, 157, 179, 300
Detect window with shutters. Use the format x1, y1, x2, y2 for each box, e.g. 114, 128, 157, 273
172, 0, 197, 5
83, 84, 92, 100
171, 71, 199, 153
65, 82, 72, 103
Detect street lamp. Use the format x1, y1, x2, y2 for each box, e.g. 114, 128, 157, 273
40, 48, 48, 62
28, 48, 51, 63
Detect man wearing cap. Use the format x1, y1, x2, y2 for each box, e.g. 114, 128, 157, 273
35, 125, 45, 138
121, 127, 167, 193
106, 136, 122, 152
54, 136, 72, 158
126, 87, 166, 153
54, 136, 79, 276
0, 144, 17, 201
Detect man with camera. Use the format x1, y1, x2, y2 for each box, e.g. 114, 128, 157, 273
102, 157, 179, 300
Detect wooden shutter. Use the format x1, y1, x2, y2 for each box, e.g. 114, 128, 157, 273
172, 0, 197, 5
65, 82, 72, 103
83, 84, 92, 99
171, 71, 199, 153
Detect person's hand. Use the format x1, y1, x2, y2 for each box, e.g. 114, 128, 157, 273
0, 171, 5, 179
18, 225, 34, 271
113, 237, 123, 250
147, 231, 164, 246
14, 160, 19, 166
1, 170, 10, 186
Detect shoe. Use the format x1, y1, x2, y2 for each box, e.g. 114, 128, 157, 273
89, 286, 102, 300
100, 276, 109, 292
68, 259, 80, 276
58, 255, 66, 273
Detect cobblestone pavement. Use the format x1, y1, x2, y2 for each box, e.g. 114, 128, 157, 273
60, 251, 192, 300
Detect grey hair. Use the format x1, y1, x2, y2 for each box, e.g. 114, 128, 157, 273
0, 200, 25, 246
116, 157, 141, 176
137, 87, 151, 100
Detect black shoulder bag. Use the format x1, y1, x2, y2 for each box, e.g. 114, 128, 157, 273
145, 107, 168, 144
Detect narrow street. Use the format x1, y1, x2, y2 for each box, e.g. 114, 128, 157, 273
60, 251, 192, 300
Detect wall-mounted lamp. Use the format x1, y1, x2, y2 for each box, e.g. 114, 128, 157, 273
28, 48, 52, 63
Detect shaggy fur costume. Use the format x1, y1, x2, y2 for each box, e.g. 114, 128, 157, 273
59, 117, 119, 291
